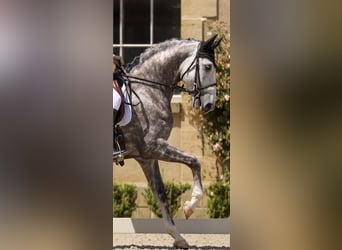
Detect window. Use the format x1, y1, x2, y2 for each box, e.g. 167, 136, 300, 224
113, 0, 180, 63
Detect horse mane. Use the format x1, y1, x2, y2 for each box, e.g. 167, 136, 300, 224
140, 39, 187, 63
126, 38, 198, 72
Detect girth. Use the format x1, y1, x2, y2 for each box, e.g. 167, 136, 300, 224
113, 80, 125, 124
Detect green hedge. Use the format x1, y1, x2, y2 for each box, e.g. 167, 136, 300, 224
113, 183, 137, 217
206, 181, 230, 218
143, 182, 191, 218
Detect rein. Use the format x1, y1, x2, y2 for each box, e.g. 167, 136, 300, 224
122, 67, 190, 94
118, 42, 216, 106
117, 68, 186, 107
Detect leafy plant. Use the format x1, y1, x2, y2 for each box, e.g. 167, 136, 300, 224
206, 181, 230, 218
113, 183, 138, 217
204, 21, 230, 179
143, 182, 191, 218
203, 21, 230, 219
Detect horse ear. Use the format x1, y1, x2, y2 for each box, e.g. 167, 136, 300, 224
212, 37, 223, 49
203, 34, 218, 48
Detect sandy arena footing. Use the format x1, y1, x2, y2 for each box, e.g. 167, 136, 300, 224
113, 233, 230, 249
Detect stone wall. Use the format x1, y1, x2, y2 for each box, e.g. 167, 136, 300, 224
181, 0, 230, 40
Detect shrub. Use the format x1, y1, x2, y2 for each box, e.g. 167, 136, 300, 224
143, 182, 191, 218
204, 21, 230, 219
206, 181, 230, 218
204, 21, 230, 178
187, 20, 230, 180
113, 183, 138, 217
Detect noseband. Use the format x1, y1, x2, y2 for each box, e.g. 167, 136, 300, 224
180, 43, 216, 107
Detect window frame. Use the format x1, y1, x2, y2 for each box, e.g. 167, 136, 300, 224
113, 0, 155, 57
113, 0, 182, 97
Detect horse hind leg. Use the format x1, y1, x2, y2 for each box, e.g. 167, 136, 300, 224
137, 159, 190, 248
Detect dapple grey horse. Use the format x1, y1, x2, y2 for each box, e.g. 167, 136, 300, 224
116, 35, 221, 248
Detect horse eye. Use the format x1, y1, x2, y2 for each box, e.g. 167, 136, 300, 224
204, 64, 212, 71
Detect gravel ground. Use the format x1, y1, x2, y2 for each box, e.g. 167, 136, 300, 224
113, 233, 230, 249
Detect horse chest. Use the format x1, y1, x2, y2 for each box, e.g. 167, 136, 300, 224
147, 114, 173, 137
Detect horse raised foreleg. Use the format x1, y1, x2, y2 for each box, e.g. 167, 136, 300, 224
137, 159, 190, 248
145, 138, 203, 219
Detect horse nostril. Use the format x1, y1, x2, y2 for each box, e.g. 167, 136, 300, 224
203, 103, 214, 113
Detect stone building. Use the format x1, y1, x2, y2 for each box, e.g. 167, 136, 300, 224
113, 0, 229, 218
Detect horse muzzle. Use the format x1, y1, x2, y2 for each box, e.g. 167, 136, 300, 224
202, 102, 215, 113
200, 93, 216, 113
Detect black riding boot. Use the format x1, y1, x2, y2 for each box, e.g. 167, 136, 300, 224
113, 109, 119, 132
113, 109, 125, 166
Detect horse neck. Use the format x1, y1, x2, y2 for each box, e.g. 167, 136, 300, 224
131, 41, 199, 99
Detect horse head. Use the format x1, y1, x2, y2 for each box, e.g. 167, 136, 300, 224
180, 34, 222, 113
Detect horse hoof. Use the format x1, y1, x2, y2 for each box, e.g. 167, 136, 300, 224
173, 239, 190, 249
183, 201, 193, 220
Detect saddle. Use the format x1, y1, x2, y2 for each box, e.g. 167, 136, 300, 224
113, 79, 125, 124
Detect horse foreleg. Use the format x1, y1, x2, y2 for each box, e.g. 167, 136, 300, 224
146, 139, 204, 219
137, 159, 190, 248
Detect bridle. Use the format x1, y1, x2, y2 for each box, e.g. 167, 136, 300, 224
180, 43, 217, 107
118, 41, 216, 107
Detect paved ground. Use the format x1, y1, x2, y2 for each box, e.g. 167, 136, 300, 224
113, 233, 230, 249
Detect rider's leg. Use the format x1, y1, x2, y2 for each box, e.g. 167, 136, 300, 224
113, 88, 125, 165
113, 109, 121, 151
113, 84, 120, 144
113, 109, 125, 161
113, 109, 117, 152
113, 89, 123, 154
113, 88, 120, 153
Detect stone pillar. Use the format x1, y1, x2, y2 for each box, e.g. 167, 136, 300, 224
181, 0, 218, 39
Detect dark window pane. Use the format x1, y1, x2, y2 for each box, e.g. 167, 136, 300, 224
154, 0, 180, 42
124, 0, 150, 44
113, 47, 120, 56
123, 47, 148, 65
114, 0, 120, 44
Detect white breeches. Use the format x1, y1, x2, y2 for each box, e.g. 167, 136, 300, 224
113, 84, 132, 126
113, 89, 121, 110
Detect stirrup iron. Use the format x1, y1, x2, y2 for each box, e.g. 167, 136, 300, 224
113, 126, 125, 166
113, 139, 125, 166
